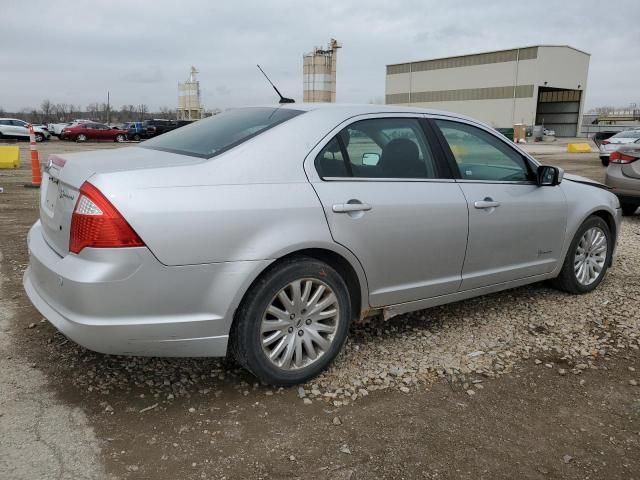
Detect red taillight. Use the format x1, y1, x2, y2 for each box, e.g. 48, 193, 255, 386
601, 140, 610, 145
69, 182, 144, 254
610, 151, 639, 164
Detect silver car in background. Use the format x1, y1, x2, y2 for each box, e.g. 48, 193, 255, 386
599, 129, 640, 166
24, 104, 621, 385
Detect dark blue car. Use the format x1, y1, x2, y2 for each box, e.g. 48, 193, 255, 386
125, 121, 145, 141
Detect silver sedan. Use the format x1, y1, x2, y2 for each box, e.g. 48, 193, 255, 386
24, 104, 622, 385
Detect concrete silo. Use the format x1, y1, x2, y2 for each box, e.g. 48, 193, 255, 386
177, 67, 204, 120
303, 39, 341, 103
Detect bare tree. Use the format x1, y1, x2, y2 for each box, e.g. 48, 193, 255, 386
40, 99, 53, 123
158, 106, 175, 119
0, 106, 5, 117
137, 104, 148, 120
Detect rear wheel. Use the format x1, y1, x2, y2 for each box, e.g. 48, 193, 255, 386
550, 216, 611, 294
621, 203, 638, 216
76, 134, 87, 142
230, 257, 351, 386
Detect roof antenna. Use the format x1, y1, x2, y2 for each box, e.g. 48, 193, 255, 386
257, 65, 295, 104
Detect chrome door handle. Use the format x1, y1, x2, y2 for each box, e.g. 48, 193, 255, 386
474, 199, 501, 209
332, 202, 372, 213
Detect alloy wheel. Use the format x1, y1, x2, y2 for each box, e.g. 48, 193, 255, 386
574, 226, 607, 286
260, 278, 340, 370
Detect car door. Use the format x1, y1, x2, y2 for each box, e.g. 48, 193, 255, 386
11, 120, 29, 138
431, 117, 567, 291
307, 115, 469, 307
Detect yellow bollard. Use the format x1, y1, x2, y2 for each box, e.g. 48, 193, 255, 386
567, 143, 592, 153
0, 146, 20, 168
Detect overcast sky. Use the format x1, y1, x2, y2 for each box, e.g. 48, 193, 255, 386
2, 0, 639, 113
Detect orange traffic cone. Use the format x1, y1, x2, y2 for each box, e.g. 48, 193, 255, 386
24, 124, 41, 188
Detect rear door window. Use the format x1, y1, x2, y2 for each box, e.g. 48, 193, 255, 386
316, 118, 440, 179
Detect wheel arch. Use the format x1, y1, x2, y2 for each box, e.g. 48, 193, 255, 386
229, 245, 370, 336
591, 209, 617, 245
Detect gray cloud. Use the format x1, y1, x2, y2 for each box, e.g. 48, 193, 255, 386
2, 0, 639, 112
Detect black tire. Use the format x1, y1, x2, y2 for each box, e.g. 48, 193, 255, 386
230, 256, 352, 386
550, 216, 612, 294
115, 134, 125, 143
133, 134, 141, 141
34, 132, 44, 142
621, 203, 638, 216
600, 156, 609, 167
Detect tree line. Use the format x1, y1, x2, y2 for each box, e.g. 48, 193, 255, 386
0, 99, 178, 124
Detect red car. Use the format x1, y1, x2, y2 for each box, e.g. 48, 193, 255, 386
62, 122, 128, 143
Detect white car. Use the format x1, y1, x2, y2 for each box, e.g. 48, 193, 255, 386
599, 130, 640, 166
48, 122, 71, 137
0, 118, 51, 142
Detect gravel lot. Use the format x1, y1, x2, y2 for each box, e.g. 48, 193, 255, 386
1, 138, 639, 479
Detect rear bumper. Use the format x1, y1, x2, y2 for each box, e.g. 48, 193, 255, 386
23, 221, 270, 357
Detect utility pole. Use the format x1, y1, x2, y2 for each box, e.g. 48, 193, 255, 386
106, 91, 110, 125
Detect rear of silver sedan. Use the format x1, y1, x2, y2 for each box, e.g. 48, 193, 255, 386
24, 159, 269, 356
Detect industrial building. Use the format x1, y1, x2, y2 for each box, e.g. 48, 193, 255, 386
303, 39, 340, 103
177, 66, 204, 120
385, 45, 590, 137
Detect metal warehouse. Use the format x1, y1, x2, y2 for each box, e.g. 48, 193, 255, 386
385, 45, 590, 137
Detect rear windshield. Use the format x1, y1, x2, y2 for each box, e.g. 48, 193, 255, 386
140, 107, 304, 158
612, 130, 640, 139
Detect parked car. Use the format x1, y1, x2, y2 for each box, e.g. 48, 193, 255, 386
605, 140, 640, 215
598, 129, 640, 166
591, 131, 619, 148
61, 122, 127, 142
0, 118, 51, 142
124, 121, 145, 141
48, 122, 72, 137
143, 119, 179, 138
24, 104, 621, 386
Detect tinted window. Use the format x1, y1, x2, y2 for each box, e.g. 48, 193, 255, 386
316, 118, 438, 179
141, 107, 303, 158
435, 120, 532, 182
11, 120, 27, 127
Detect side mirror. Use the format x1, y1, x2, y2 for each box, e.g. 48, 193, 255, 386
362, 152, 380, 166
537, 165, 563, 186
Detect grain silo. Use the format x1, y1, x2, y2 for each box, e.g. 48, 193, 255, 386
177, 67, 203, 120
303, 39, 341, 103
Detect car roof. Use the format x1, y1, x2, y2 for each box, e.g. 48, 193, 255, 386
249, 103, 480, 123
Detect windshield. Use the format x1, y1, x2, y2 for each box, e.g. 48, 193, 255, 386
140, 107, 304, 158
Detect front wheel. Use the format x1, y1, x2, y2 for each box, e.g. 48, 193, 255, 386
34, 132, 44, 142
550, 216, 611, 294
230, 257, 352, 386
76, 134, 87, 142
115, 134, 125, 143
133, 133, 141, 141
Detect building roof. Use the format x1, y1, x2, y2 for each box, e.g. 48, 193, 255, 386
386, 45, 590, 68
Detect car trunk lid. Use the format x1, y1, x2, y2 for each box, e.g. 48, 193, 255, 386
39, 147, 206, 256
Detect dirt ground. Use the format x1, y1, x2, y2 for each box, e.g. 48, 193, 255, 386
1, 138, 639, 480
